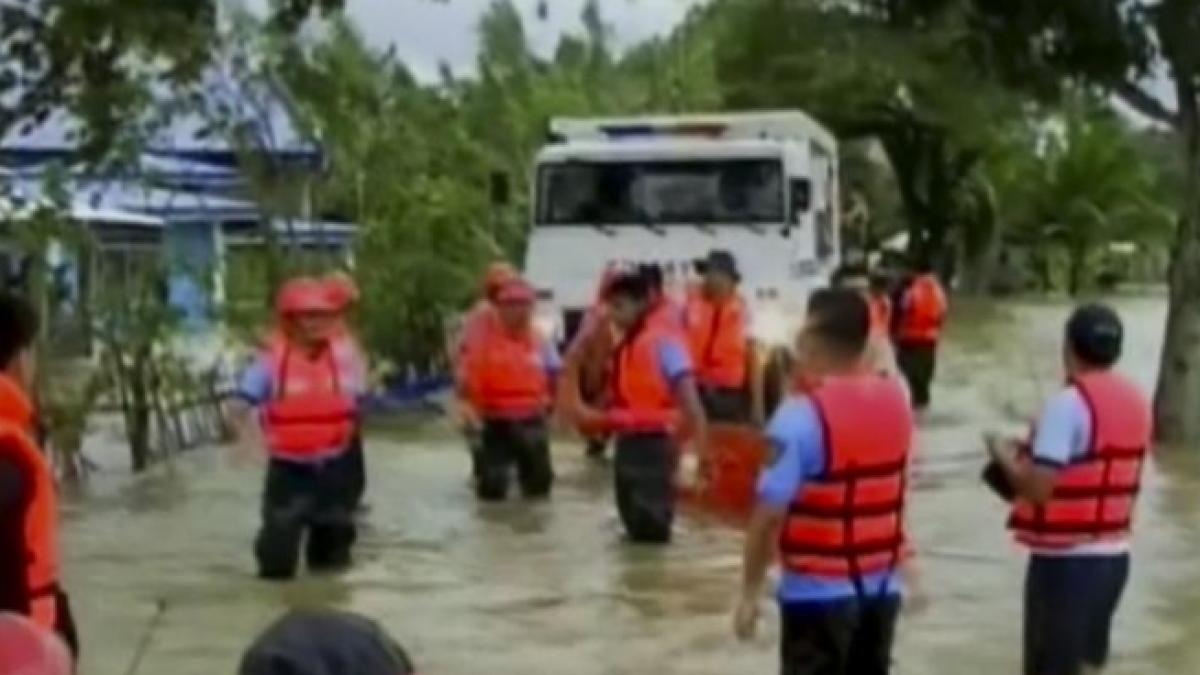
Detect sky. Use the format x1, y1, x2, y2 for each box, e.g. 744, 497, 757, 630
256, 0, 705, 80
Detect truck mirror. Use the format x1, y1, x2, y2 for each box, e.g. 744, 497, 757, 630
490, 172, 511, 207
790, 178, 811, 220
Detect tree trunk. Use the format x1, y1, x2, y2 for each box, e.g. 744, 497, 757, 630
1153, 107, 1200, 446
1067, 244, 1086, 297
128, 349, 153, 472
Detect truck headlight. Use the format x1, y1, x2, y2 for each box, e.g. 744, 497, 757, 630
752, 304, 796, 348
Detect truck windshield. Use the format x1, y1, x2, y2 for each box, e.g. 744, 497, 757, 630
537, 159, 784, 226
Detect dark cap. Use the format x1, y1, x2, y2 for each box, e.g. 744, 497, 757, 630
605, 271, 651, 301
1066, 303, 1123, 367
695, 250, 741, 281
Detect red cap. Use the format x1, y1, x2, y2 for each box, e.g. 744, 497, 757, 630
482, 262, 517, 299
496, 279, 536, 304
323, 272, 360, 310
0, 614, 72, 675
276, 277, 338, 316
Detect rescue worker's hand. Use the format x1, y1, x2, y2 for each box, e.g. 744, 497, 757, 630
733, 593, 761, 641
230, 435, 265, 468
984, 432, 1019, 465
459, 405, 483, 433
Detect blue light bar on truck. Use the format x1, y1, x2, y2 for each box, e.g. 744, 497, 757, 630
601, 123, 727, 140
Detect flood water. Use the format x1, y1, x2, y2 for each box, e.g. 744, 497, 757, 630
61, 296, 1200, 674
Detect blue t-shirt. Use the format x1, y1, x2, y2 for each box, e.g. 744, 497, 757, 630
237, 355, 368, 406
758, 397, 903, 604
656, 336, 693, 384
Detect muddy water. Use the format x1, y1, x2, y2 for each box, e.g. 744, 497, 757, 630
62, 296, 1199, 674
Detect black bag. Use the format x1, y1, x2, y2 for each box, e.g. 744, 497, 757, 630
981, 460, 1017, 502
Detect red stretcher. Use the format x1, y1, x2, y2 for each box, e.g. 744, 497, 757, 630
677, 423, 769, 517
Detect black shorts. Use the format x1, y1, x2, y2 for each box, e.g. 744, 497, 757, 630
780, 597, 900, 675
1024, 553, 1130, 675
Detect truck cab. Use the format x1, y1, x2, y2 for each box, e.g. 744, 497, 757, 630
524, 111, 840, 349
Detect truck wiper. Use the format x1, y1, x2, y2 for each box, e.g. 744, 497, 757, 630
742, 220, 767, 236
634, 209, 667, 237
588, 222, 617, 237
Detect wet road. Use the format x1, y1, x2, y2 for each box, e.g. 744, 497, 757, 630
61, 296, 1200, 674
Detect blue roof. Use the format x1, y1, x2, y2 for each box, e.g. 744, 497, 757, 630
1, 66, 321, 169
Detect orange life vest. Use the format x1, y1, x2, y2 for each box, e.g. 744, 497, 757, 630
685, 290, 748, 389
263, 341, 357, 460
867, 294, 892, 337
779, 375, 913, 579
1009, 372, 1151, 550
609, 320, 680, 434
649, 296, 686, 331
896, 274, 947, 343
465, 320, 552, 420
0, 375, 60, 632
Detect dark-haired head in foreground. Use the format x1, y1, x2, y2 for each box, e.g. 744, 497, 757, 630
239, 610, 415, 675
0, 293, 40, 393
1064, 303, 1123, 373
797, 288, 870, 378
605, 271, 653, 331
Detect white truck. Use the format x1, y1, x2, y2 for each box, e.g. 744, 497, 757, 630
524, 111, 841, 350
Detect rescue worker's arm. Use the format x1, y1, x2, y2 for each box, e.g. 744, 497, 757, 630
227, 359, 271, 458
675, 374, 709, 457
735, 400, 819, 640
988, 389, 1085, 505
747, 339, 765, 426
988, 440, 1056, 505
541, 340, 563, 411
736, 502, 785, 640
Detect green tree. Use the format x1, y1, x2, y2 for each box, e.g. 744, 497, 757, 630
1031, 102, 1172, 295
0, 0, 343, 156
708, 0, 1018, 271
913, 0, 1200, 443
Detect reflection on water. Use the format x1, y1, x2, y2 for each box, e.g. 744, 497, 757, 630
63, 296, 1198, 674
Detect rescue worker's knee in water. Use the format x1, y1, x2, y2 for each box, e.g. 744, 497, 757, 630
517, 452, 553, 499
515, 424, 554, 498
613, 435, 676, 544
255, 522, 304, 581
475, 469, 510, 502
306, 523, 356, 572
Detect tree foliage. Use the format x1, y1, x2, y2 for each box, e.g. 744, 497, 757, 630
0, 0, 342, 155
906, 0, 1200, 442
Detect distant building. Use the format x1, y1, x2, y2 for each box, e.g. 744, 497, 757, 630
1, 71, 357, 342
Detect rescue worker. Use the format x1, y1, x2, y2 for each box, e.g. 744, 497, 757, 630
0, 294, 79, 657
833, 266, 901, 380
589, 272, 708, 543
984, 304, 1149, 675
452, 262, 517, 482
867, 271, 893, 338
323, 272, 369, 510
561, 268, 620, 460
462, 278, 560, 501
640, 263, 685, 330
735, 288, 914, 675
686, 250, 759, 424
230, 277, 362, 580
893, 261, 948, 410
